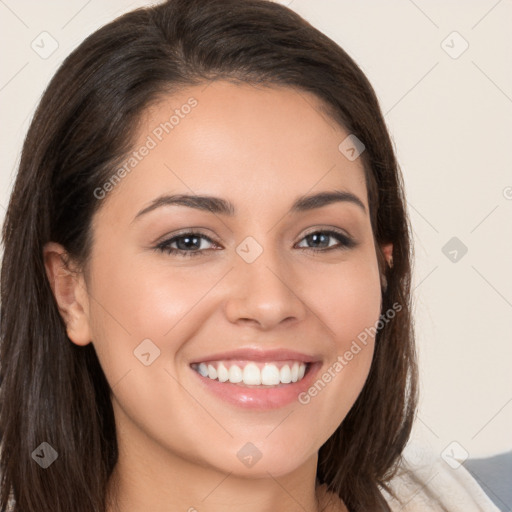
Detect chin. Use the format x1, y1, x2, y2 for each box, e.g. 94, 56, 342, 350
200, 435, 318, 479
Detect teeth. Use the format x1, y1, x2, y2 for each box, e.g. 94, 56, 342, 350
229, 365, 243, 383
243, 363, 261, 385
198, 363, 208, 377
291, 362, 299, 382
261, 364, 280, 385
217, 363, 229, 382
193, 360, 308, 386
207, 364, 217, 380
280, 365, 292, 384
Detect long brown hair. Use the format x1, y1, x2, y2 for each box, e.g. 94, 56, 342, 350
0, 1, 417, 510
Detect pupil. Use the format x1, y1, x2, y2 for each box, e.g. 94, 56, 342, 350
308, 233, 327, 248
177, 236, 200, 250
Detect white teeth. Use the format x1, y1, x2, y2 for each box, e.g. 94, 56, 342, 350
229, 365, 243, 383
217, 363, 229, 382
198, 363, 208, 377
280, 365, 292, 384
291, 362, 299, 383
194, 360, 308, 386
243, 363, 261, 385
207, 364, 217, 380
261, 364, 280, 385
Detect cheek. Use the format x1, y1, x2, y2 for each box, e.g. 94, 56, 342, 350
86, 250, 229, 399
296, 257, 382, 428
89, 254, 213, 341
310, 256, 382, 344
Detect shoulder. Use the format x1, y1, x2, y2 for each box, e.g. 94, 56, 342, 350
381, 440, 501, 512
315, 440, 500, 512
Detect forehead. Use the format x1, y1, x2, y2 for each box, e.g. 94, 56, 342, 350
98, 80, 368, 221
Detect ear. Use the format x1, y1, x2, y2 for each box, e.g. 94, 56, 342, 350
378, 243, 393, 293
381, 243, 393, 268
43, 242, 92, 346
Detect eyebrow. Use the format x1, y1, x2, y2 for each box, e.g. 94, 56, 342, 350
132, 189, 366, 222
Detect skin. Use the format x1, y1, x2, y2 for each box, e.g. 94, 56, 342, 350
44, 81, 392, 512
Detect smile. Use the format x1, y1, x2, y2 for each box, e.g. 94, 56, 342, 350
189, 348, 321, 409
191, 360, 308, 386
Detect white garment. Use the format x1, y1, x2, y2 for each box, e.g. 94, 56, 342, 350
382, 439, 501, 511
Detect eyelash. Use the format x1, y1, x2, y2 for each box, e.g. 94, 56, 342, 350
154, 229, 357, 258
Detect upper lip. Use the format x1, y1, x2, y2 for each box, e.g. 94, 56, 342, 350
190, 348, 320, 365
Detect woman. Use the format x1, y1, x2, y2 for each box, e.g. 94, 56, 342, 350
0, 1, 499, 511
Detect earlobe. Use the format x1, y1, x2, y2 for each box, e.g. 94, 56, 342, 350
43, 242, 92, 346
382, 243, 393, 268
379, 243, 393, 293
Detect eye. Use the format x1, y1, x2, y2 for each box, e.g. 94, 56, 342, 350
155, 231, 219, 257
295, 229, 356, 252
154, 228, 357, 258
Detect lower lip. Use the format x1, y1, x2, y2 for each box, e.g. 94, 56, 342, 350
190, 362, 322, 410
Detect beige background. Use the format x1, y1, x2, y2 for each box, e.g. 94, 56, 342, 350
1, 0, 511, 462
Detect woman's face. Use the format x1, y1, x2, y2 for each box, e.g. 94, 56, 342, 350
67, 81, 386, 478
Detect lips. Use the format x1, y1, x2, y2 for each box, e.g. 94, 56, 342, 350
189, 348, 321, 409
189, 347, 317, 365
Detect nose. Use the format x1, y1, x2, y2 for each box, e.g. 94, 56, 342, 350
224, 245, 308, 330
